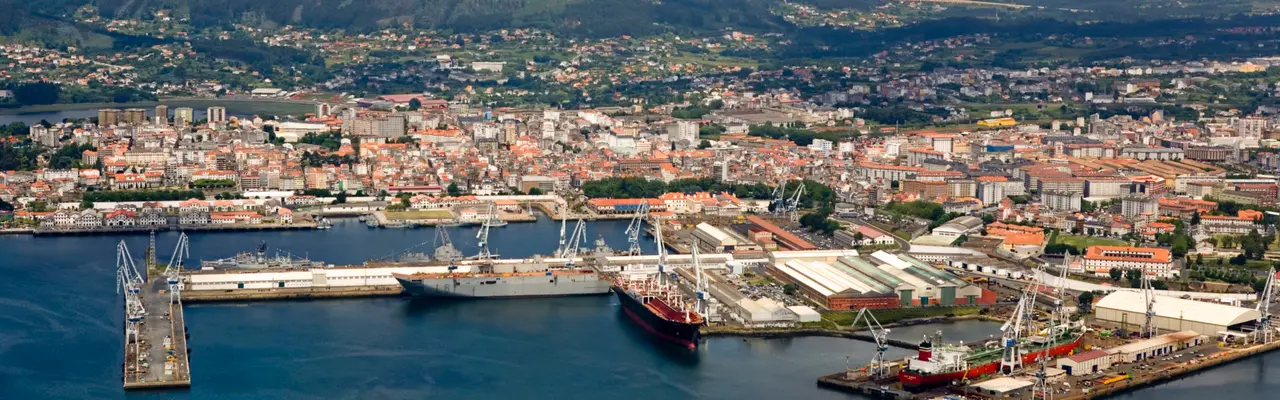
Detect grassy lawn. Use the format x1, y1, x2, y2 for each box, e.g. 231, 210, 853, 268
821, 306, 982, 327
1052, 234, 1127, 249
385, 210, 454, 220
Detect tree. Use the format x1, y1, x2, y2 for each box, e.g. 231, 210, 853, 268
334, 191, 348, 204
528, 187, 544, 195
697, 139, 712, 149
447, 182, 461, 196
1109, 268, 1123, 281
1190, 212, 1201, 226
1077, 291, 1095, 314
1126, 269, 1143, 288
80, 199, 93, 210
409, 98, 422, 111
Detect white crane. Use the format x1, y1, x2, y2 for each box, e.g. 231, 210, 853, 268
691, 237, 709, 321
475, 203, 496, 259
1141, 265, 1158, 338
847, 308, 891, 380
1255, 267, 1277, 344
117, 240, 146, 376
164, 233, 190, 304
999, 286, 1031, 374
625, 202, 650, 257
560, 218, 587, 264
653, 214, 668, 277
555, 213, 568, 257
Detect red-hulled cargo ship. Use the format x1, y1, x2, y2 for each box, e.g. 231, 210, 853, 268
613, 277, 703, 349
898, 327, 1082, 390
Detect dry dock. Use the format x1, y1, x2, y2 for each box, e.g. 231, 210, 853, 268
123, 277, 191, 390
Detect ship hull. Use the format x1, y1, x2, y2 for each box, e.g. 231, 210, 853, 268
394, 274, 611, 298
613, 286, 701, 349
899, 336, 1082, 390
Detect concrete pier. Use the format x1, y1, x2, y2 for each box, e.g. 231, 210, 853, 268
123, 277, 191, 390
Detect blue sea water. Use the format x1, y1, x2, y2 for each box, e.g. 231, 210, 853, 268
0, 217, 1275, 399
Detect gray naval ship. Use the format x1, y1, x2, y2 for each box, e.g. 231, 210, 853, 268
200, 241, 326, 270
392, 260, 611, 298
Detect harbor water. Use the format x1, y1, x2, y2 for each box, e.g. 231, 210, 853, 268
0, 217, 1276, 399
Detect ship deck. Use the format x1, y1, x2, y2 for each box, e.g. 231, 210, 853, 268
393, 269, 599, 279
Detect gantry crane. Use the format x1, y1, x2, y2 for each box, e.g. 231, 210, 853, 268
848, 308, 892, 380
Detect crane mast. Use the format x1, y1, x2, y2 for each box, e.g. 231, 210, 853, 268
625, 203, 649, 257
164, 233, 190, 304
1255, 267, 1277, 344
847, 308, 891, 380
1141, 264, 1158, 338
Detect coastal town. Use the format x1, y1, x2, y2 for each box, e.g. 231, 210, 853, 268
4, 1, 1280, 399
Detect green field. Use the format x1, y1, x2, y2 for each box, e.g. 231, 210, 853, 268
385, 210, 454, 220
1052, 234, 1127, 249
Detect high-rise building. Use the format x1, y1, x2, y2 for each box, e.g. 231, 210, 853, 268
1121, 194, 1159, 217
207, 106, 227, 124
123, 108, 147, 125
174, 107, 195, 128
667, 120, 699, 146
98, 109, 121, 127
316, 103, 332, 117
154, 105, 169, 125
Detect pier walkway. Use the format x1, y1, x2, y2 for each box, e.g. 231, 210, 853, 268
123, 277, 191, 390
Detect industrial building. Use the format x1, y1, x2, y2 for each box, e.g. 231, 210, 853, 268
1056, 350, 1112, 376
1093, 291, 1262, 335
930, 215, 985, 237
1106, 331, 1206, 363
764, 250, 994, 310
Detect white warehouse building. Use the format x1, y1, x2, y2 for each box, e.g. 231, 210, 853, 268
1093, 291, 1262, 336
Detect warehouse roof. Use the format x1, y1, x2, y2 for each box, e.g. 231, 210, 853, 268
1095, 291, 1260, 327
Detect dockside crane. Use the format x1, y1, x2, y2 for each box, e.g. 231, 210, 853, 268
847, 308, 891, 380
475, 203, 497, 259
1141, 264, 1158, 338
999, 288, 1030, 374
786, 181, 806, 222
555, 213, 568, 257
771, 181, 788, 217
117, 241, 146, 376
625, 203, 650, 257
560, 219, 587, 265
1255, 267, 1277, 344
164, 233, 190, 304
1033, 268, 1063, 400
691, 238, 709, 321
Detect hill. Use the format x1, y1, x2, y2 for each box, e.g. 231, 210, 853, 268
29, 0, 790, 37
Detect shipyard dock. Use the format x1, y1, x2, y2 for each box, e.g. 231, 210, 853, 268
816, 334, 1280, 400
123, 272, 192, 390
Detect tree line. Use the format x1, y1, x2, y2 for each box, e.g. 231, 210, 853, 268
84, 189, 206, 203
